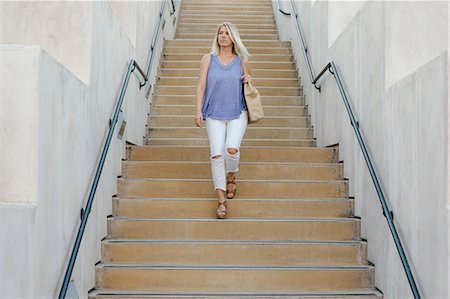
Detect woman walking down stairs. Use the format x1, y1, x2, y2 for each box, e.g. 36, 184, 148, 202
90, 0, 382, 298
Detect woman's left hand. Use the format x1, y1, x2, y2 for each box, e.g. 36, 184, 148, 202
241, 74, 252, 84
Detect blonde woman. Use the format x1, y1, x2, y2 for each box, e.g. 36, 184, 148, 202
194, 22, 252, 219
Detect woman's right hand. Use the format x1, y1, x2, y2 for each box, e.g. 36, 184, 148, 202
194, 111, 203, 128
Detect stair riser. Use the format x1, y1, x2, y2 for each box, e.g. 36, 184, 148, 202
158, 69, 297, 78
127, 147, 338, 163
97, 267, 373, 291
103, 242, 365, 265
146, 139, 316, 147
176, 24, 276, 30
181, 10, 273, 15
164, 47, 291, 55
157, 77, 297, 86
118, 180, 348, 199
181, 5, 273, 11
182, 7, 273, 12
147, 127, 313, 139
151, 105, 306, 116
152, 95, 304, 106
149, 116, 308, 127
108, 219, 359, 241
90, 295, 381, 299
113, 199, 352, 219
123, 162, 342, 180
176, 33, 278, 40
177, 28, 278, 35
161, 60, 294, 69
164, 40, 288, 47
184, 0, 272, 2
156, 86, 301, 96
162, 54, 293, 62
179, 17, 274, 23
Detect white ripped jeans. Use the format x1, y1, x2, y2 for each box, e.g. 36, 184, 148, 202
206, 111, 248, 191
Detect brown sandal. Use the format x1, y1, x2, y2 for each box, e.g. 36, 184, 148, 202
216, 198, 227, 219
226, 178, 237, 199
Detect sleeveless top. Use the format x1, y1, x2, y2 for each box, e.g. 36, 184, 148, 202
201, 53, 247, 120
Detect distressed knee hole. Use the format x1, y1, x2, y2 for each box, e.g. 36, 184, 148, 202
227, 148, 238, 155
212, 155, 222, 159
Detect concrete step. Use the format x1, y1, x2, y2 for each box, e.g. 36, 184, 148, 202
147, 127, 313, 139
155, 85, 301, 96
113, 198, 352, 219
102, 239, 366, 265
158, 69, 297, 79
176, 28, 278, 35
122, 161, 342, 180
148, 115, 308, 127
180, 10, 273, 16
183, 0, 271, 2
107, 217, 359, 241
96, 264, 373, 292
89, 290, 383, 299
161, 60, 295, 69
165, 39, 289, 47
157, 76, 297, 86
181, 8, 273, 14
164, 46, 291, 55
117, 178, 347, 199
152, 94, 304, 106
175, 23, 276, 30
150, 105, 306, 117
145, 138, 316, 147
179, 17, 275, 24
161, 53, 293, 62
126, 146, 338, 163
181, 5, 273, 11
182, 0, 271, 2
176, 33, 278, 40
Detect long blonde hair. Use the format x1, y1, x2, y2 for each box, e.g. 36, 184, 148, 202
211, 22, 251, 60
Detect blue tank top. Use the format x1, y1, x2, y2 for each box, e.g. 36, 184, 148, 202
201, 53, 247, 120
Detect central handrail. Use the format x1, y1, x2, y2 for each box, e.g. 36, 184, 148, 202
58, 0, 173, 297
287, 1, 421, 298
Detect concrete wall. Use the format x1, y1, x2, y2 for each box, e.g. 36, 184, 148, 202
274, 1, 448, 298
0, 0, 180, 297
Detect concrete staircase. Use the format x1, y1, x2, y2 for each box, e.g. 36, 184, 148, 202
89, 0, 382, 298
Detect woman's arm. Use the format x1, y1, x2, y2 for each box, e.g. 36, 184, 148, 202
241, 58, 252, 83
194, 53, 210, 128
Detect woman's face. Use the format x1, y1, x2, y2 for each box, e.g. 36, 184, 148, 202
218, 26, 233, 48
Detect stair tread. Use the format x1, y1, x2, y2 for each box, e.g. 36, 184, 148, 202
90, 289, 382, 297
97, 264, 373, 270
152, 104, 304, 107
123, 161, 339, 166
149, 126, 311, 130
151, 115, 307, 119
115, 197, 352, 201
145, 137, 316, 141
119, 177, 346, 183
103, 239, 365, 245
109, 217, 359, 223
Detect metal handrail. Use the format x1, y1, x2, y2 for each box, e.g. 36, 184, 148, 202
58, 0, 171, 297
277, 0, 291, 16
145, 0, 168, 96
287, 1, 421, 298
58, 60, 145, 299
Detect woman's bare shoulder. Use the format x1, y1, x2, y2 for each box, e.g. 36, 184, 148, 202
201, 53, 211, 63
241, 57, 250, 64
